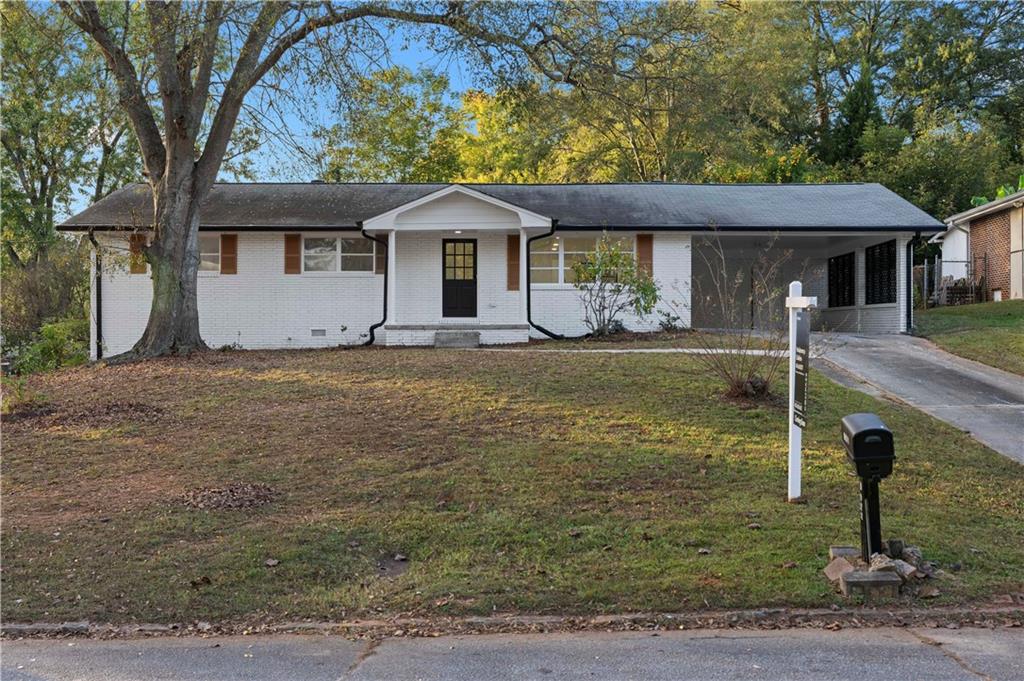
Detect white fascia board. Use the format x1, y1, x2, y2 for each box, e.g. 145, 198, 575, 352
930, 221, 970, 244
362, 184, 552, 231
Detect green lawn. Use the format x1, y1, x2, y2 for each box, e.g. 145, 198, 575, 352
3, 348, 1022, 624
915, 300, 1024, 375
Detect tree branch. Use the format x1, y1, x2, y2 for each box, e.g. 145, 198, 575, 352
58, 0, 166, 180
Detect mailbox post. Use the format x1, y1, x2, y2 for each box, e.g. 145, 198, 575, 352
841, 413, 895, 562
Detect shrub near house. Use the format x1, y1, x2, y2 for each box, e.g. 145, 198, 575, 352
570, 234, 659, 337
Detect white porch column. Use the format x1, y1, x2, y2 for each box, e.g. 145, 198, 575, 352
519, 227, 529, 324
387, 229, 398, 324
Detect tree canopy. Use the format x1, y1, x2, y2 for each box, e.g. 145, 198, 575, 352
318, 1, 1024, 219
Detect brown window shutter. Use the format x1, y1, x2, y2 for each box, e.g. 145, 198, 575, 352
636, 234, 653, 275
129, 234, 147, 274
220, 234, 238, 274
374, 234, 388, 274
507, 234, 520, 291
284, 234, 301, 274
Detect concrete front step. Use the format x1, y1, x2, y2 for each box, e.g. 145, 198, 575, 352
434, 330, 481, 348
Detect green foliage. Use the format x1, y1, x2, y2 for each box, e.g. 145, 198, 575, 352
11, 318, 89, 375
570, 235, 659, 336
1, 238, 89, 349
971, 174, 1024, 207
456, 88, 563, 183
1, 3, 138, 268
319, 68, 465, 183
857, 120, 1007, 218
0, 376, 46, 415
706, 145, 832, 184
825, 65, 883, 165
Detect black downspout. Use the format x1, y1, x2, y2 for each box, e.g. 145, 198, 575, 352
94, 246, 103, 360
360, 221, 387, 346
906, 233, 918, 334
525, 220, 565, 340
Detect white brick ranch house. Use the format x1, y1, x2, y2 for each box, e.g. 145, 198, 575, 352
59, 182, 944, 358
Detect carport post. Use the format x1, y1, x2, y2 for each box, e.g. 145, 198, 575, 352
785, 281, 816, 502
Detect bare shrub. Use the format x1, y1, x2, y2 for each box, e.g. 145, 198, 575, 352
667, 231, 801, 399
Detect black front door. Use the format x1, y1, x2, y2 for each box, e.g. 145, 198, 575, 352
442, 239, 477, 317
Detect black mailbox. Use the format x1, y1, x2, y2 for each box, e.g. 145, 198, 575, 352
841, 412, 895, 561
841, 412, 895, 480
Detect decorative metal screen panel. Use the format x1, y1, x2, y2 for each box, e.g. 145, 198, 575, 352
828, 251, 855, 308
865, 240, 897, 305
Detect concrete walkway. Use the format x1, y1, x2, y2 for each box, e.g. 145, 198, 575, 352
480, 346, 780, 355
4, 628, 1021, 680
819, 334, 1024, 464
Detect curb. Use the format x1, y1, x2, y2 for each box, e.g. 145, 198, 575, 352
4, 605, 1022, 640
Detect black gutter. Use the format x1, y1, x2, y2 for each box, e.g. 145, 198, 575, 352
94, 248, 103, 360
550, 224, 945, 233
525, 219, 566, 340
906, 232, 919, 333
360, 221, 387, 346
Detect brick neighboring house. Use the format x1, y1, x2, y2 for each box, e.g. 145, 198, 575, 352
936, 189, 1024, 302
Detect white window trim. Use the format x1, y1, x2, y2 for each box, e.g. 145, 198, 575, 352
529, 235, 636, 288
300, 233, 376, 277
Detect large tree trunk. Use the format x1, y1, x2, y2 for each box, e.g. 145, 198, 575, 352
113, 174, 208, 361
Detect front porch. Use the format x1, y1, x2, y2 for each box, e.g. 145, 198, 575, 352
364, 185, 548, 346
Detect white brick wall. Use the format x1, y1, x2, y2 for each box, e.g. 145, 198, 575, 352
93, 232, 383, 358
91, 227, 909, 357
529, 232, 691, 337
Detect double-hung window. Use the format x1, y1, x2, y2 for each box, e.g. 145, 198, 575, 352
302, 236, 375, 273
827, 251, 855, 308
529, 235, 635, 285
864, 240, 897, 305
198, 234, 221, 272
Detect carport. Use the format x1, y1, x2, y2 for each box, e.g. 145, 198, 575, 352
690, 232, 916, 334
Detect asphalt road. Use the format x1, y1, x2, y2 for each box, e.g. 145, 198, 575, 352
3, 627, 1023, 681
820, 334, 1024, 463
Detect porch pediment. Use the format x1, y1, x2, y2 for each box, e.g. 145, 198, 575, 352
362, 184, 552, 232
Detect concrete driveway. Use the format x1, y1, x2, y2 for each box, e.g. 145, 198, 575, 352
3, 628, 1022, 681
819, 334, 1024, 463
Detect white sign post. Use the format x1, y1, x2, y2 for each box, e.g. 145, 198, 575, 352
785, 281, 816, 502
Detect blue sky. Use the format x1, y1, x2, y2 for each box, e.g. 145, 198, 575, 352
248, 32, 473, 182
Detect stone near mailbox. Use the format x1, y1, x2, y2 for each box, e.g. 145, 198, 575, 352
840, 570, 902, 602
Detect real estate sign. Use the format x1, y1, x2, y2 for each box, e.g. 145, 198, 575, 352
792, 309, 809, 428
785, 282, 816, 502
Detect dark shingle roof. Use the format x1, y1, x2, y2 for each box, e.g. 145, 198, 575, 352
59, 182, 944, 232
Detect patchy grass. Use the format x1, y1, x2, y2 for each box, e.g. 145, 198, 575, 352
2, 348, 1022, 625
915, 300, 1024, 375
